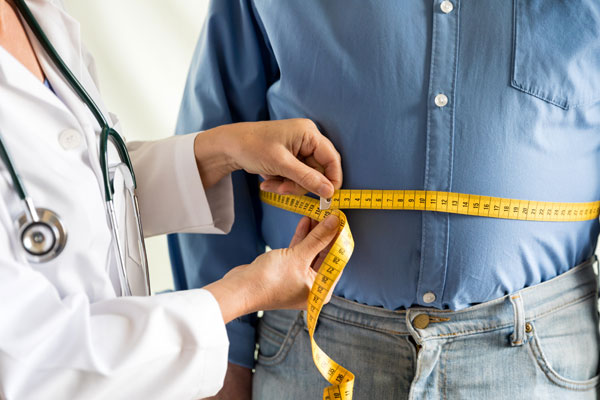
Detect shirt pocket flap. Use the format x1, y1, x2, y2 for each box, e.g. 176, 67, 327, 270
512, 0, 600, 110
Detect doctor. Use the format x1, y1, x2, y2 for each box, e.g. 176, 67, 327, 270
0, 0, 343, 399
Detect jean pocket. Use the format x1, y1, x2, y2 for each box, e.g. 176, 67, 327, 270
526, 293, 600, 391
256, 310, 303, 366
512, 0, 600, 109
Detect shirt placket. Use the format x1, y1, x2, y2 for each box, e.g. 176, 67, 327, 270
416, 0, 460, 308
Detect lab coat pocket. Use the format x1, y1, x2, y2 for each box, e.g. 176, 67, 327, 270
512, 0, 600, 110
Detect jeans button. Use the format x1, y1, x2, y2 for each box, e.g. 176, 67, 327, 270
413, 314, 430, 329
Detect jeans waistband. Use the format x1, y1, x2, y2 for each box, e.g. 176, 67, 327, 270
317, 257, 598, 342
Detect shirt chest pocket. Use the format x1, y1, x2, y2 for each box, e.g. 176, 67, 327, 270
512, 0, 600, 110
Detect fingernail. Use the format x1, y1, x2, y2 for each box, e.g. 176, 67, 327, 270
324, 214, 339, 229
319, 183, 333, 198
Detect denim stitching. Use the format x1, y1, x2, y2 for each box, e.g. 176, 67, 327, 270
258, 329, 286, 349
527, 330, 599, 390
441, 341, 448, 400
257, 313, 303, 366
320, 290, 595, 342
526, 291, 595, 322
411, 264, 594, 318
328, 295, 408, 318
318, 312, 410, 336
405, 263, 593, 319
427, 290, 597, 340
435, 323, 512, 338
315, 288, 595, 345
510, 294, 525, 346
516, 260, 594, 297
430, 291, 595, 341
259, 320, 287, 341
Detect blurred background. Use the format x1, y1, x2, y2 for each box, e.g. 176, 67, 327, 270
63, 0, 211, 293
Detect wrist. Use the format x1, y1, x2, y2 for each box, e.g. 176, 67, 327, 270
205, 266, 257, 323
193, 128, 237, 189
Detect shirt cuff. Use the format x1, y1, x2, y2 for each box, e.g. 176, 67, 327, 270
171, 132, 234, 234
129, 133, 234, 237
226, 318, 258, 369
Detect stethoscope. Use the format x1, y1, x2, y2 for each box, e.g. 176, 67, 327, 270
0, 0, 151, 296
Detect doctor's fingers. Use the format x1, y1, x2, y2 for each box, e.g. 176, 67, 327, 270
289, 216, 312, 247
292, 214, 339, 261
270, 150, 338, 198
288, 216, 323, 249
260, 154, 335, 196
260, 177, 313, 196
298, 133, 342, 191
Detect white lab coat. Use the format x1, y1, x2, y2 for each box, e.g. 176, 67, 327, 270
0, 1, 235, 399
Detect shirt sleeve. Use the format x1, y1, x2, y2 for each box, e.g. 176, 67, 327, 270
168, 0, 279, 369
0, 225, 229, 399
127, 133, 234, 237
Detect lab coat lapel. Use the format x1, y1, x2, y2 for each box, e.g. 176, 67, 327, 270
20, 0, 117, 201
0, 46, 65, 114
0, 0, 74, 115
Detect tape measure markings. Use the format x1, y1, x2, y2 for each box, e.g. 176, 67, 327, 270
260, 191, 355, 399
259, 188, 600, 400
326, 189, 600, 222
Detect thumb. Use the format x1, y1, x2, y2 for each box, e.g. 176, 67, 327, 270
279, 152, 335, 198
293, 214, 339, 259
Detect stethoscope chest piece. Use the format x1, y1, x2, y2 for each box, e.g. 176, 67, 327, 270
18, 208, 67, 263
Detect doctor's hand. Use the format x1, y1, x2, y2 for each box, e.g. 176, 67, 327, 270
203, 215, 339, 400
194, 119, 342, 198
205, 214, 340, 324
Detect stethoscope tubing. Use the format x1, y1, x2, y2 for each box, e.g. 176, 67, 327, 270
2, 0, 150, 296
14, 0, 138, 201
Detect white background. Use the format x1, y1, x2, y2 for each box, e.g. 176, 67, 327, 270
63, 0, 211, 293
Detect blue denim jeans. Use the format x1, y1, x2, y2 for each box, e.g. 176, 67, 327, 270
253, 259, 600, 399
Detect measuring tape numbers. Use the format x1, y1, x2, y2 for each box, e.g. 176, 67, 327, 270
324, 189, 600, 222
259, 189, 600, 400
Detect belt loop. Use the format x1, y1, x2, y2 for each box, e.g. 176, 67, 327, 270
509, 294, 525, 347
301, 310, 309, 329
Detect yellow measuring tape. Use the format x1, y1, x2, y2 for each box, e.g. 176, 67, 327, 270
259, 189, 600, 399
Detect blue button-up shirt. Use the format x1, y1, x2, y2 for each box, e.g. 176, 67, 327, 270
170, 0, 600, 368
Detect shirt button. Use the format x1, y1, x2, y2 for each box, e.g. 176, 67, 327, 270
58, 129, 82, 150
440, 1, 454, 14
434, 93, 448, 108
423, 292, 436, 304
